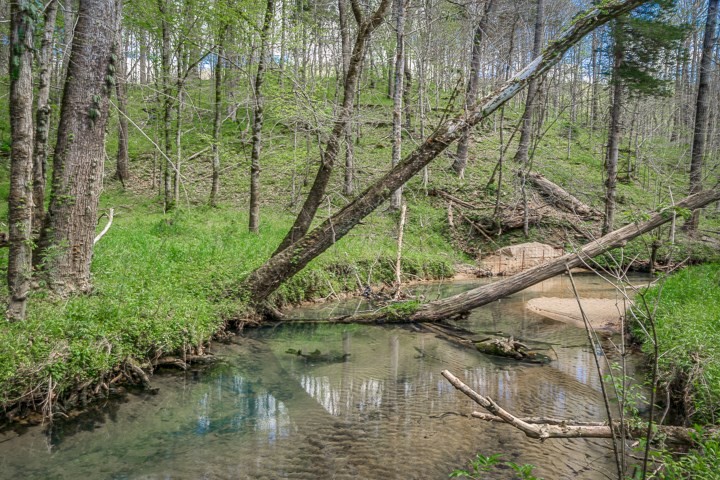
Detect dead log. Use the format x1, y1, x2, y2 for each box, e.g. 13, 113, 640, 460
409, 189, 719, 322
429, 189, 485, 210
313, 189, 720, 324
524, 171, 601, 218
442, 370, 718, 446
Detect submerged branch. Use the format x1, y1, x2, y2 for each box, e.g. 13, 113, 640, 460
442, 370, 718, 446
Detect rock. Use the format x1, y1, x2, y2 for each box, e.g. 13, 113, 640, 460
480, 242, 564, 276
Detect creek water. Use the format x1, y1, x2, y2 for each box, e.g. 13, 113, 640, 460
0, 274, 649, 479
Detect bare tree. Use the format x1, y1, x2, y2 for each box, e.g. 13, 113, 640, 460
249, 0, 275, 234
686, 0, 719, 232
452, 0, 495, 177
513, 0, 545, 164
274, 0, 392, 253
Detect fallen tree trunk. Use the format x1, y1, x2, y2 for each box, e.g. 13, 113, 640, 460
442, 370, 717, 446
408, 189, 719, 321
243, 0, 650, 306
524, 172, 601, 218
299, 188, 719, 324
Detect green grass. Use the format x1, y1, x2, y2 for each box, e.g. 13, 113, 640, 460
633, 263, 720, 423
0, 185, 462, 411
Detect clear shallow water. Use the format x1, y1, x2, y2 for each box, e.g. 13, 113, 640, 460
0, 274, 649, 479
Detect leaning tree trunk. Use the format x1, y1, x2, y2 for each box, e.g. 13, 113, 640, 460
32, 0, 59, 234
249, 0, 275, 234
603, 35, 623, 235
7, 0, 37, 321
115, 28, 130, 186
453, 0, 494, 177
38, 0, 121, 295
685, 0, 719, 232
243, 0, 650, 306
307, 188, 720, 324
513, 0, 544, 164
274, 0, 392, 253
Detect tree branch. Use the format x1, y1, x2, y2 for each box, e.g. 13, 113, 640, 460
442, 370, 717, 446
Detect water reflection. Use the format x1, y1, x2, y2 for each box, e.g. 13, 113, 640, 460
0, 274, 647, 479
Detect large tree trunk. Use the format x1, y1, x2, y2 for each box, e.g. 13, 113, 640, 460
38, 0, 121, 295
390, 0, 406, 210
603, 36, 623, 235
685, 0, 719, 232
243, 0, 650, 306
513, 0, 545, 164
274, 0, 392, 253
453, 0, 494, 177
32, 0, 59, 234
249, 0, 275, 234
7, 0, 37, 321
115, 28, 130, 186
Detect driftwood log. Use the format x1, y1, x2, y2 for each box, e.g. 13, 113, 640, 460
442, 370, 717, 446
523, 171, 601, 218
420, 323, 551, 364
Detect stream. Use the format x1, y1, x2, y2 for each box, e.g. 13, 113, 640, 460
0, 273, 649, 479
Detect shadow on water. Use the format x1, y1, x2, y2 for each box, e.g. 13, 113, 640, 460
0, 273, 650, 479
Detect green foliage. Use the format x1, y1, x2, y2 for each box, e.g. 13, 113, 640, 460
651, 429, 720, 479
612, 0, 688, 97
450, 453, 543, 480
632, 264, 720, 423
381, 300, 422, 320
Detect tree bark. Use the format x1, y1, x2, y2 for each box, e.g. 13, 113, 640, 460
513, 0, 544, 164
32, 0, 59, 235
339, 0, 355, 197
38, 0, 121, 295
7, 0, 37, 321
249, 0, 275, 234
524, 171, 600, 217
603, 35, 623, 235
139, 31, 148, 84
685, 0, 719, 232
274, 0, 392, 252
115, 28, 130, 186
453, 0, 494, 176
210, 27, 227, 207
159, 0, 173, 211
390, 0, 406, 210
243, 0, 651, 306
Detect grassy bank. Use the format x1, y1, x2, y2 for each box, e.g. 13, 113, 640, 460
634, 263, 720, 423
0, 185, 462, 419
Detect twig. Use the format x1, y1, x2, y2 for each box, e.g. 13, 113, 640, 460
94, 208, 114, 245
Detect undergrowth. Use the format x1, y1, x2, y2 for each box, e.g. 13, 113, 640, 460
0, 186, 461, 416
633, 263, 720, 424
